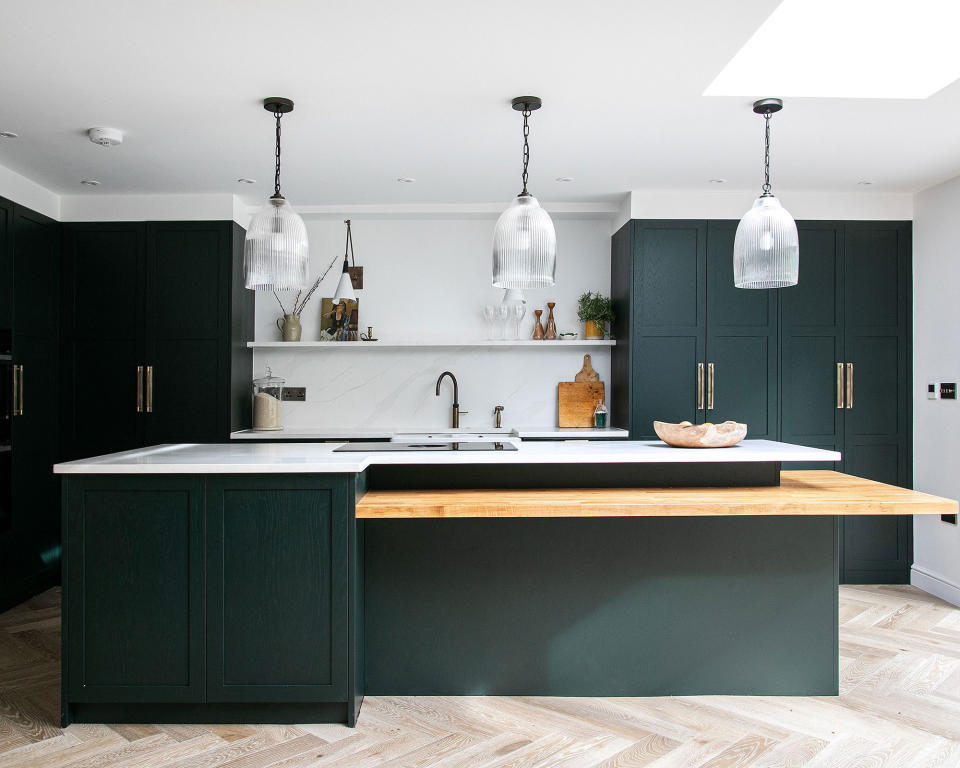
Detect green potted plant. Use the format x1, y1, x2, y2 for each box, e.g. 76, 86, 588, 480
577, 291, 615, 339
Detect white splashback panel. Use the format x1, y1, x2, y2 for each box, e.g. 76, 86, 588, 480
253, 216, 612, 429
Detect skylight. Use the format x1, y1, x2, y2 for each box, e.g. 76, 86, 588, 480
705, 0, 960, 99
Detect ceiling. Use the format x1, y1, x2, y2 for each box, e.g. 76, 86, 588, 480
1, 0, 959, 206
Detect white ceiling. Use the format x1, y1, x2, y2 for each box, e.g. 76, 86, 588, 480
1, 0, 959, 206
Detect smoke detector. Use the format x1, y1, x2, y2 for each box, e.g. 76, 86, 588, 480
87, 127, 123, 147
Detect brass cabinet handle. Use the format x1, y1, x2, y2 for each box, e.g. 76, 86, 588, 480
846, 362, 854, 409
146, 365, 154, 413
12, 365, 22, 417
836, 363, 844, 409
18, 365, 23, 416
697, 363, 704, 410
136, 365, 144, 413
707, 363, 715, 411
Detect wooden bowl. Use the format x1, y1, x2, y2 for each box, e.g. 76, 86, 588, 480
653, 420, 747, 448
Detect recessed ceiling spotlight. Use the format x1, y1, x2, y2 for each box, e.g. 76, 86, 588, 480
87, 127, 123, 147
555, 176, 574, 183
0, 131, 18, 139
237, 177, 256, 184
396, 177, 416, 183
709, 178, 727, 184
80, 179, 101, 186
857, 180, 874, 186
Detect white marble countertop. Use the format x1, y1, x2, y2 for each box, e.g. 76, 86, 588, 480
229, 426, 630, 440
54, 440, 841, 475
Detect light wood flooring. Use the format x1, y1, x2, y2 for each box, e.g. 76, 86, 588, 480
1, 585, 959, 767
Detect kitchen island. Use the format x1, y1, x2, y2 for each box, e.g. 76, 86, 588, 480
53, 440, 956, 727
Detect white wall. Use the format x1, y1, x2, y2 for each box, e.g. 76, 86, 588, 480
252, 215, 612, 430
912, 175, 960, 607
0, 162, 59, 219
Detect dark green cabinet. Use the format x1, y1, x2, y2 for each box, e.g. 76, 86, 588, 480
206, 476, 349, 702
61, 221, 253, 460
614, 218, 912, 584
0, 200, 61, 613
65, 476, 205, 703
62, 473, 357, 724
611, 220, 777, 440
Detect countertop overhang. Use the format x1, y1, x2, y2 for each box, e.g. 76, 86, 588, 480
53, 439, 841, 474
355, 471, 958, 519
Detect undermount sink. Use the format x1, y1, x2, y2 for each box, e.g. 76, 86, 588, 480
391, 429, 517, 443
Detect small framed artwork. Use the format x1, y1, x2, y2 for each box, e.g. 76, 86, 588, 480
319, 298, 359, 341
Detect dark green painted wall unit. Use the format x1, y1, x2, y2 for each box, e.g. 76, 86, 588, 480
0, 198, 61, 613
364, 515, 838, 696
61, 473, 358, 725
612, 219, 912, 583
60, 221, 253, 461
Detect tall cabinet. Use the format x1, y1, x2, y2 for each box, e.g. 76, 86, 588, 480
612, 219, 912, 583
0, 198, 61, 612
60, 221, 253, 461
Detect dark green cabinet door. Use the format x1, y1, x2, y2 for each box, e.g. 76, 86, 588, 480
206, 476, 349, 702
705, 221, 778, 438
780, 223, 845, 469
0, 199, 11, 328
61, 224, 146, 459
65, 476, 205, 703
841, 223, 912, 582
144, 223, 229, 444
12, 206, 59, 338
630, 222, 707, 438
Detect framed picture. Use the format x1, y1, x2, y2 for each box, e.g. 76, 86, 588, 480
319, 298, 359, 341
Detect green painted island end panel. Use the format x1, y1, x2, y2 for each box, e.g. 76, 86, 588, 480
364, 515, 838, 696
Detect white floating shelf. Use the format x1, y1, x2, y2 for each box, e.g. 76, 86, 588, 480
248, 339, 616, 349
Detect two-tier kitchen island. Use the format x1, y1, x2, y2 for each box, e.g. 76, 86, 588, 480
53, 440, 956, 727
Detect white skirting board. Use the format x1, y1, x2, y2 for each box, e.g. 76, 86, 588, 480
912, 565, 960, 608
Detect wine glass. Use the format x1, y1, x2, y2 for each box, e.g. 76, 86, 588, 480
482, 304, 496, 340
495, 305, 510, 340
510, 302, 526, 339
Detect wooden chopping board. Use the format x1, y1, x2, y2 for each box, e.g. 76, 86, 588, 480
558, 382, 605, 427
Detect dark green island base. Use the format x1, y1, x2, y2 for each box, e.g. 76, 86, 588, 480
60, 463, 838, 727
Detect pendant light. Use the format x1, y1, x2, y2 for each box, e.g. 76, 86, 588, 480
332, 219, 357, 303
244, 97, 310, 291
492, 96, 556, 289
733, 98, 799, 289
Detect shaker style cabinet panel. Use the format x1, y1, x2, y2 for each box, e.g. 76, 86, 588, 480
611, 218, 912, 584
61, 221, 253, 460
206, 476, 349, 703
64, 476, 205, 703
0, 199, 11, 327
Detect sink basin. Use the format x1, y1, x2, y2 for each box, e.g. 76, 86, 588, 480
391, 429, 518, 443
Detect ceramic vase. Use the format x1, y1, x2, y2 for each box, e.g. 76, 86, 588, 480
533, 310, 545, 340
277, 314, 302, 342
584, 320, 604, 339
545, 302, 557, 340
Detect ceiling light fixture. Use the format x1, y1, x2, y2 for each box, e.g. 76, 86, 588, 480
243, 97, 309, 291
80, 179, 100, 186
709, 178, 727, 184
733, 98, 798, 290
333, 219, 361, 302
555, 176, 574, 183
237, 177, 256, 184
492, 96, 556, 289
396, 177, 416, 183
857, 180, 875, 186
0, 131, 18, 139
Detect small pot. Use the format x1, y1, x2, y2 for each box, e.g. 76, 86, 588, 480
584, 320, 604, 339
277, 314, 302, 342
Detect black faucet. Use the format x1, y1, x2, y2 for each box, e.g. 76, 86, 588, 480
436, 371, 468, 428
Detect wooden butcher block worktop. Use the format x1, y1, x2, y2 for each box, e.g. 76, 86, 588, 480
355, 471, 957, 519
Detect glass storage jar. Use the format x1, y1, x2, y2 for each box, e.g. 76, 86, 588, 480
252, 367, 285, 431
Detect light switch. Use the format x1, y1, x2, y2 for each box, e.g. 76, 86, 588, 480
928, 382, 939, 400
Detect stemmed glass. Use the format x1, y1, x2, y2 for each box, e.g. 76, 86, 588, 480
510, 302, 526, 340
495, 305, 510, 340
482, 304, 496, 340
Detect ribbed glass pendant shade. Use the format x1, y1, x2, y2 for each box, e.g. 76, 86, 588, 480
492, 195, 556, 289
244, 197, 310, 291
733, 195, 799, 289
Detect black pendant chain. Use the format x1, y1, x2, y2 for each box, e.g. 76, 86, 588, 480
273, 109, 284, 199
520, 107, 531, 196
761, 113, 772, 197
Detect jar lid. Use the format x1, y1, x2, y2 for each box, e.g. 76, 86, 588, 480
253, 365, 285, 387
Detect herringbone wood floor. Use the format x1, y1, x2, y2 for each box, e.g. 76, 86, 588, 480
1, 586, 959, 767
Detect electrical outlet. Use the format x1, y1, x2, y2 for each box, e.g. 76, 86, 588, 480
940, 382, 957, 400
282, 387, 306, 402
928, 382, 939, 400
